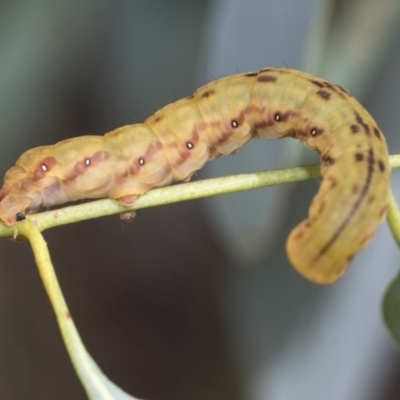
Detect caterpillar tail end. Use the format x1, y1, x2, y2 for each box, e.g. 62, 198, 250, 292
286, 222, 350, 285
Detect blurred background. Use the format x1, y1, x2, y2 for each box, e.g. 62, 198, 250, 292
1, 0, 400, 399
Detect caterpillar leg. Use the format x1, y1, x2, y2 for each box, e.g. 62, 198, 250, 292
118, 195, 138, 222
118, 194, 138, 206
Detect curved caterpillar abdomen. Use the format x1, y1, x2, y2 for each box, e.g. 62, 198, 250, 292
0, 68, 390, 284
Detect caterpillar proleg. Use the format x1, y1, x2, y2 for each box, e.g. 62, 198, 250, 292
0, 68, 390, 284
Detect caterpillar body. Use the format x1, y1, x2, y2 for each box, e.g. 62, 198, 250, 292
0, 68, 390, 284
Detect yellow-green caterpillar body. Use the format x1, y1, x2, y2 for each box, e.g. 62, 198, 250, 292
0, 68, 390, 284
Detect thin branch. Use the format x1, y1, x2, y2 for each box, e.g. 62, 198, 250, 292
17, 221, 138, 400
387, 190, 400, 247
0, 154, 399, 236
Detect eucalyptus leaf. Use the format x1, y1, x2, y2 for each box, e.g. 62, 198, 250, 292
383, 268, 400, 349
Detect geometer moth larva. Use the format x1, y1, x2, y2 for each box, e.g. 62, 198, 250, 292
0, 68, 390, 284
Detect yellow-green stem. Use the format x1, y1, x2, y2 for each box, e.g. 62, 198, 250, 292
387, 190, 400, 247
17, 221, 133, 399
0, 153, 397, 237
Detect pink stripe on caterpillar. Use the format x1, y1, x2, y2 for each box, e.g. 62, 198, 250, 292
0, 68, 390, 284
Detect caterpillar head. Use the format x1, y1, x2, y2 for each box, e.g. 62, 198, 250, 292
0, 192, 32, 226
0, 146, 66, 227
0, 165, 42, 227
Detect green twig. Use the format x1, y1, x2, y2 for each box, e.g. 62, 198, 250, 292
0, 163, 319, 235
0, 153, 398, 237
17, 221, 138, 400
387, 190, 400, 247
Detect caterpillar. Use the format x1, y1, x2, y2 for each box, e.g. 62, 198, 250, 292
0, 68, 390, 284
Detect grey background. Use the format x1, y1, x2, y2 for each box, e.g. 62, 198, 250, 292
0, 1, 400, 399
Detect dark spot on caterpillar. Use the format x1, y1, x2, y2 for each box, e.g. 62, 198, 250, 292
65, 310, 71, 319
153, 115, 163, 123
138, 158, 145, 166
33, 157, 57, 181
322, 155, 334, 166
310, 127, 324, 137
378, 160, 385, 172
143, 142, 163, 160
316, 89, 331, 100
367, 148, 375, 170
335, 84, 351, 97
181, 129, 199, 155
351, 124, 360, 133
309, 79, 324, 88
319, 82, 350, 99
257, 75, 277, 83
15, 212, 25, 222
84, 158, 91, 166
323, 82, 341, 93
373, 127, 381, 140
201, 90, 215, 98
309, 79, 348, 99
352, 184, 359, 194
274, 110, 290, 123
231, 120, 239, 128
355, 112, 370, 135
245, 72, 258, 77
355, 153, 364, 161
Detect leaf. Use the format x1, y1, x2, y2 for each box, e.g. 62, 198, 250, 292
77, 354, 140, 400
383, 268, 400, 349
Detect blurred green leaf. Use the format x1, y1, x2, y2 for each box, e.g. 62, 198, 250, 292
383, 269, 400, 349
